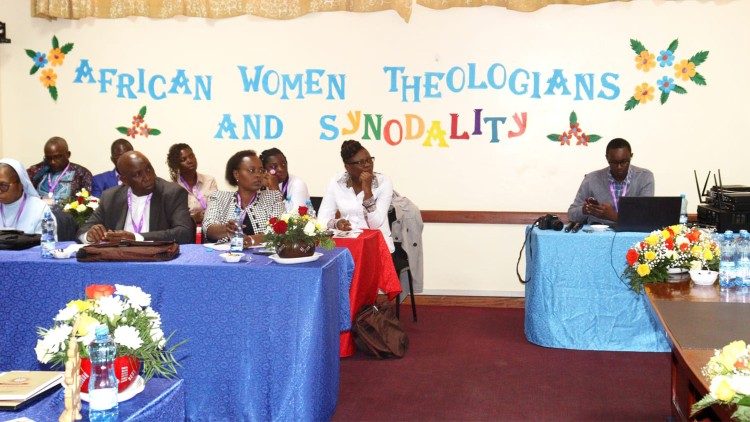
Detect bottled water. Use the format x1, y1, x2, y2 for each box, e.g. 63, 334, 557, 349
40, 209, 56, 258
738, 230, 750, 287
305, 199, 317, 218
719, 231, 737, 287
88, 325, 118, 422
679, 193, 688, 225
230, 205, 244, 253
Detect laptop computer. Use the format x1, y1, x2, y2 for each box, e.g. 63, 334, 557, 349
614, 196, 681, 232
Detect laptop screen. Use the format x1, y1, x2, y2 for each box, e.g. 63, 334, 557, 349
615, 196, 681, 232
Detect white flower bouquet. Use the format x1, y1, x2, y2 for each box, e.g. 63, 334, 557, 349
35, 284, 183, 383
692, 340, 750, 421
62, 188, 99, 226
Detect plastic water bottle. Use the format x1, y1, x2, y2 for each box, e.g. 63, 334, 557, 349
738, 230, 750, 287
679, 193, 688, 225
88, 325, 118, 422
40, 209, 56, 258
305, 199, 317, 218
719, 231, 737, 287
230, 205, 244, 253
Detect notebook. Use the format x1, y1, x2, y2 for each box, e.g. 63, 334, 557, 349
614, 196, 681, 232
0, 371, 63, 410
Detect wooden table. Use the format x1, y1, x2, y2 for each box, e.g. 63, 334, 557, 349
645, 282, 750, 420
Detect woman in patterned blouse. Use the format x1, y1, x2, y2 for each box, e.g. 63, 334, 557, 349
202, 150, 284, 248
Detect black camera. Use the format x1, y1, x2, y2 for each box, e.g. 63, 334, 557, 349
537, 214, 564, 231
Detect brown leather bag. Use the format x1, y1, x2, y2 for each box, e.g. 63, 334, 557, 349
76, 240, 180, 262
353, 300, 409, 359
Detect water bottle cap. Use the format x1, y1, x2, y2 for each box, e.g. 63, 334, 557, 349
94, 325, 109, 340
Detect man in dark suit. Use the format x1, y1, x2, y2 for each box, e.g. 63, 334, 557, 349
78, 151, 195, 244
91, 138, 133, 197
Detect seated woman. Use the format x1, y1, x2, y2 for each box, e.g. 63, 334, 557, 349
260, 148, 311, 214
318, 140, 395, 253
166, 143, 218, 225
0, 158, 53, 234
203, 150, 284, 248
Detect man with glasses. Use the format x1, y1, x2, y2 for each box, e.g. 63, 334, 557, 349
27, 136, 93, 204
567, 138, 654, 225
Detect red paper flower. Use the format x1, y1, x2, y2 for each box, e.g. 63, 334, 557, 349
298, 206, 308, 216
85, 284, 115, 299
626, 248, 639, 266
269, 217, 278, 225
77, 196, 85, 204
686, 229, 701, 243
272, 220, 288, 234
665, 238, 675, 250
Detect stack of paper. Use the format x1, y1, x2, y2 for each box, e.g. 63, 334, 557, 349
0, 371, 63, 410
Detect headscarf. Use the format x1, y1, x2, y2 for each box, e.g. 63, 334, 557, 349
0, 158, 41, 198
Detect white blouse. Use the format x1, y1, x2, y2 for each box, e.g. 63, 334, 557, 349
0, 194, 51, 234
280, 174, 311, 214
317, 172, 394, 253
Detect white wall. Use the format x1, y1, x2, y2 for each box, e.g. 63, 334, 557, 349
1, 1, 748, 295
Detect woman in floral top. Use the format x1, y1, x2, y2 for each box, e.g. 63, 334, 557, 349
203, 150, 284, 248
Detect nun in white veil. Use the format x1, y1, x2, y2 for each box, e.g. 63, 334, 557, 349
0, 158, 53, 234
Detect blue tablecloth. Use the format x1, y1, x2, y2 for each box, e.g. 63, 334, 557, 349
0, 378, 185, 422
0, 244, 354, 421
524, 227, 670, 352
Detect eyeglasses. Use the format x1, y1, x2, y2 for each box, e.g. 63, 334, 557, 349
347, 157, 375, 166
0, 181, 16, 193
607, 159, 630, 167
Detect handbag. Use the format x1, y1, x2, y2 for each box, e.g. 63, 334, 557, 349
353, 300, 409, 359
0, 230, 41, 251
76, 240, 180, 262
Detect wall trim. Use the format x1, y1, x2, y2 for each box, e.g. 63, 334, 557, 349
420, 210, 699, 225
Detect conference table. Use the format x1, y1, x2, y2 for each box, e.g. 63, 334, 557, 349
334, 229, 402, 357
0, 244, 354, 421
645, 281, 750, 421
524, 227, 671, 352
0, 378, 185, 421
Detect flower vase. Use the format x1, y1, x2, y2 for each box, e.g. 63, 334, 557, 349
667, 267, 689, 283
276, 241, 315, 258
79, 355, 140, 393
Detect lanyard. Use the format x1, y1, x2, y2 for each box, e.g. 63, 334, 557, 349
179, 175, 207, 209
609, 181, 628, 212
46, 163, 70, 198
0, 193, 27, 228
280, 178, 290, 201
127, 190, 153, 234
235, 191, 257, 223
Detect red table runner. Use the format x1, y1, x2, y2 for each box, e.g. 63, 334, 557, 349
335, 229, 402, 357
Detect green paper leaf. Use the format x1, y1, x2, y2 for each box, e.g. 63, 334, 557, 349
624, 97, 639, 111
737, 397, 750, 406
25, 49, 37, 59
148, 128, 161, 136
691, 73, 707, 86
29, 65, 39, 75
49, 86, 58, 101
60, 43, 74, 54
690, 394, 717, 416
672, 85, 687, 94
630, 39, 646, 55
116, 126, 129, 134
689, 50, 709, 66
569, 111, 577, 125
139, 106, 147, 117
660, 91, 669, 105
588, 135, 602, 143
547, 134, 560, 142
733, 405, 750, 421
667, 39, 679, 53
52, 36, 59, 49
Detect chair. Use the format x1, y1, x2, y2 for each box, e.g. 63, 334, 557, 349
388, 206, 417, 322
52, 207, 78, 241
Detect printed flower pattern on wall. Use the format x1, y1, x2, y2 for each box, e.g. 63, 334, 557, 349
546, 111, 601, 147
25, 36, 74, 101
624, 38, 708, 111
117, 106, 162, 139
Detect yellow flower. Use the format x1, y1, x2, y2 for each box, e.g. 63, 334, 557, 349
644, 250, 657, 261
39, 68, 57, 88
80, 188, 89, 198
711, 376, 736, 402
674, 59, 697, 81
670, 225, 683, 234
661, 229, 671, 240
703, 249, 714, 261
645, 234, 659, 246
76, 314, 99, 337
75, 203, 88, 213
635, 51, 656, 71
48, 48, 65, 66
636, 264, 651, 277
633, 83, 654, 104
70, 299, 92, 312
718, 341, 748, 370
691, 245, 703, 258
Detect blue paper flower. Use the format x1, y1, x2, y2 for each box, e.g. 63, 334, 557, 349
33, 52, 47, 68
657, 76, 675, 94
657, 50, 674, 68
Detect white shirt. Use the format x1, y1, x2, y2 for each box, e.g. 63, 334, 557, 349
281, 174, 311, 214
80, 189, 150, 243
318, 172, 394, 253
0, 194, 52, 234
